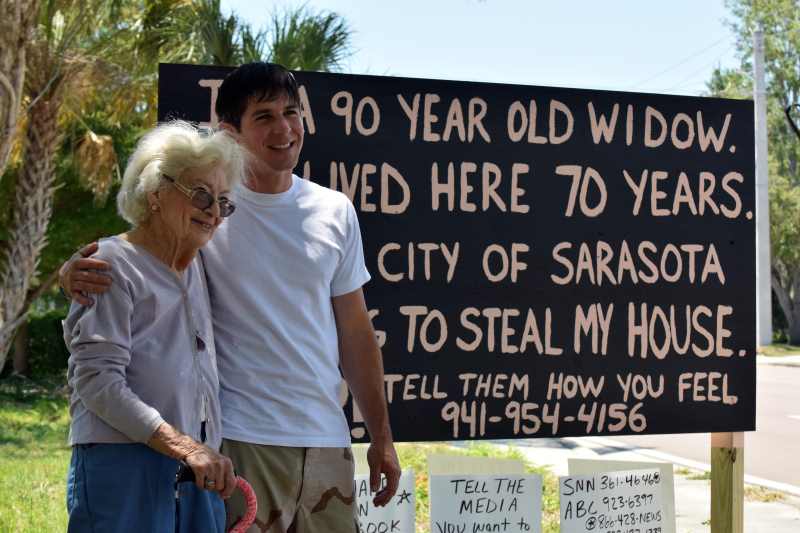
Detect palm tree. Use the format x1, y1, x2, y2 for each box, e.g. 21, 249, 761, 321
188, 2, 353, 70
0, 0, 139, 368
267, 7, 352, 71
0, 0, 40, 181
0, 0, 354, 372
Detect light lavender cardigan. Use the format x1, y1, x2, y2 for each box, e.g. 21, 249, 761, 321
63, 237, 222, 450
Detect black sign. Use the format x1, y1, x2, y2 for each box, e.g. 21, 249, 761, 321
159, 63, 756, 442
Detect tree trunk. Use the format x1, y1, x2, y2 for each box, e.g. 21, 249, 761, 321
0, 89, 63, 371
772, 273, 789, 319
789, 313, 800, 346
0, 0, 39, 176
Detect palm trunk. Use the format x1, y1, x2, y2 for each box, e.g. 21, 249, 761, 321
0, 91, 62, 370
0, 0, 39, 176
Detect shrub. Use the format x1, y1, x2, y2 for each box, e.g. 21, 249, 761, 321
27, 308, 70, 378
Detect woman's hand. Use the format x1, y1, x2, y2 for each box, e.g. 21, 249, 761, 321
184, 445, 237, 499
147, 422, 236, 499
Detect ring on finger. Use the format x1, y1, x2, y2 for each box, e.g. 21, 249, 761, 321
204, 478, 216, 489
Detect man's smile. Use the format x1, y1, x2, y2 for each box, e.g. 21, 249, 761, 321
267, 141, 296, 150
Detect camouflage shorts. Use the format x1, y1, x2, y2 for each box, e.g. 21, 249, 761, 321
222, 439, 358, 533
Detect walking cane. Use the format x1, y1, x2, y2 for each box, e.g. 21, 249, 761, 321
175, 463, 258, 533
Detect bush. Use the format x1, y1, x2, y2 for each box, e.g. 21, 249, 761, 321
26, 308, 70, 378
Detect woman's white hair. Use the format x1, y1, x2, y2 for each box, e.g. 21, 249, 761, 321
117, 120, 246, 226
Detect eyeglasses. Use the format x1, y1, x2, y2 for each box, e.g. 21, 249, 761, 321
162, 174, 236, 218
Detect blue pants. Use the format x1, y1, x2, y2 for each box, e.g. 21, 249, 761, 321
67, 443, 225, 533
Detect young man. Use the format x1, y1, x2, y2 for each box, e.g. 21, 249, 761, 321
62, 62, 400, 533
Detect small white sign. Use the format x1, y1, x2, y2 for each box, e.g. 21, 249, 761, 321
559, 468, 664, 533
354, 470, 416, 533
430, 474, 542, 533
568, 459, 675, 533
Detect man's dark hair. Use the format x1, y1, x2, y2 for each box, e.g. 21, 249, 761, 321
216, 62, 300, 130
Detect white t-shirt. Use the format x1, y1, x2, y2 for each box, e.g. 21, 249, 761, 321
201, 175, 370, 447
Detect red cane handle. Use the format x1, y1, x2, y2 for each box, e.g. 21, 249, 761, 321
175, 465, 257, 533
228, 476, 258, 533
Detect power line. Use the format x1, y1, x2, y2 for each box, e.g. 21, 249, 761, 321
628, 36, 730, 90
660, 46, 734, 93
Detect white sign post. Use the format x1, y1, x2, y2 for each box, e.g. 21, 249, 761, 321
430, 474, 542, 533
559, 468, 664, 533
354, 470, 416, 533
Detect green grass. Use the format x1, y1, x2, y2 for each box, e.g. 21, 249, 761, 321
686, 470, 712, 481
0, 377, 561, 533
673, 466, 786, 503
674, 466, 712, 480
744, 485, 786, 503
758, 343, 800, 356
0, 376, 71, 533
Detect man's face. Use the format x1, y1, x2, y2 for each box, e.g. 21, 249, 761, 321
236, 93, 304, 179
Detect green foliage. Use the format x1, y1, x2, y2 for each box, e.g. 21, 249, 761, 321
26, 305, 70, 378
4, 0, 354, 288
1, 0, 356, 375
240, 24, 267, 64
268, 6, 352, 71
722, 0, 800, 183
686, 470, 712, 481
195, 0, 240, 66
705, 67, 752, 99
178, 2, 353, 70
710, 0, 800, 341
769, 170, 800, 268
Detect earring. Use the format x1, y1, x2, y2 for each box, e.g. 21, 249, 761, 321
150, 204, 159, 212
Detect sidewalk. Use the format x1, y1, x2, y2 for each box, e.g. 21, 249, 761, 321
757, 353, 800, 367
502, 436, 800, 533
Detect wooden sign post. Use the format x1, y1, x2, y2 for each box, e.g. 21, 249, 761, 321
710, 432, 744, 533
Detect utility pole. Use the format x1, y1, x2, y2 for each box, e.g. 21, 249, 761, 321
754, 26, 772, 347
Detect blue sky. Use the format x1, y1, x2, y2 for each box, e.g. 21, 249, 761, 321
223, 0, 742, 97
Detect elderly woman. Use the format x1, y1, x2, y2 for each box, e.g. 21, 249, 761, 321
64, 121, 244, 532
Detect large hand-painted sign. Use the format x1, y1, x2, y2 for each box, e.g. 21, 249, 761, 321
159, 63, 756, 442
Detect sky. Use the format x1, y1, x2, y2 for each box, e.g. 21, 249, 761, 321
222, 0, 744, 97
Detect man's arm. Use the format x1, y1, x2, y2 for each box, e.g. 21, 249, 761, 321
58, 242, 112, 305
333, 288, 400, 507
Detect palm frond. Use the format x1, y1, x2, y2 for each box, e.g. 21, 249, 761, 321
267, 6, 352, 72
194, 0, 241, 66
240, 23, 267, 63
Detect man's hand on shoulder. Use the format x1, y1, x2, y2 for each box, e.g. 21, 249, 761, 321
59, 242, 112, 306
367, 438, 401, 507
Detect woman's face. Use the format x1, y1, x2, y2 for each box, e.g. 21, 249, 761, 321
152, 164, 231, 249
